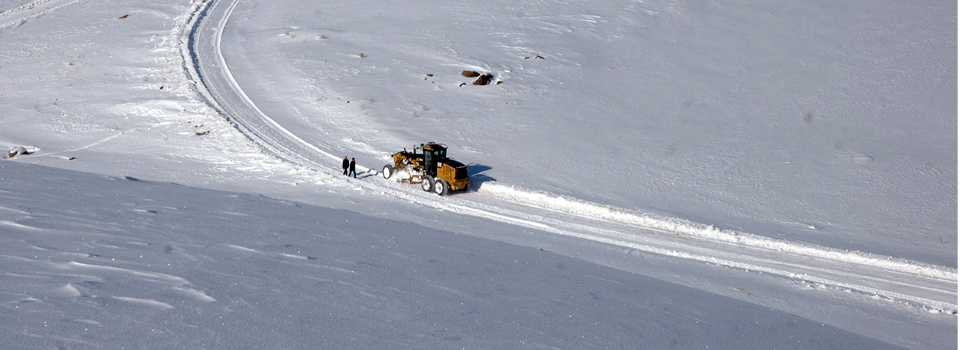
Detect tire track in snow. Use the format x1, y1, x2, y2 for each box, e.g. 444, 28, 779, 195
181, 0, 956, 314
0, 0, 83, 30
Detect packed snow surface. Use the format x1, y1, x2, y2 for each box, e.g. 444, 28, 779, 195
0, 0, 955, 349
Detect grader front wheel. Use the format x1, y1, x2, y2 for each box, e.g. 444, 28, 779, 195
381, 165, 394, 179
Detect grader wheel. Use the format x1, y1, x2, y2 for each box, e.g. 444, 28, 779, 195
420, 176, 434, 192
433, 179, 449, 196
382, 165, 394, 179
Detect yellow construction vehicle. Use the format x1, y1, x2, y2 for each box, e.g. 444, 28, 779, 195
381, 142, 469, 195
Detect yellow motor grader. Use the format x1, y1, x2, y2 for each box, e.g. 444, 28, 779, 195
381, 142, 469, 196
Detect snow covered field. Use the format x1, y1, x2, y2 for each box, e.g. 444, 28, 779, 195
0, 0, 955, 348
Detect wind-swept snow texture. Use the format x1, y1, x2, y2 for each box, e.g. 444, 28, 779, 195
0, 162, 908, 349
0, 0, 955, 349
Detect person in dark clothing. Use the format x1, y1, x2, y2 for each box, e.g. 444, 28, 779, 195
342, 156, 350, 175
348, 158, 357, 178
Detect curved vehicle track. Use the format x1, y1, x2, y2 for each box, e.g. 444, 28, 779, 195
0, 0, 83, 29
182, 0, 956, 314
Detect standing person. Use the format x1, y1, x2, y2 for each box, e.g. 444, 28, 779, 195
342, 156, 349, 176
349, 158, 357, 178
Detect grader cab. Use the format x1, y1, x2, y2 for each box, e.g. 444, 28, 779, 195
381, 142, 469, 196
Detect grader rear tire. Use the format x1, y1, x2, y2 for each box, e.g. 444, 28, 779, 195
421, 176, 434, 192
433, 179, 449, 196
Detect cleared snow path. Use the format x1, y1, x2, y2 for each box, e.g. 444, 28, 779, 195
183, 0, 956, 315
